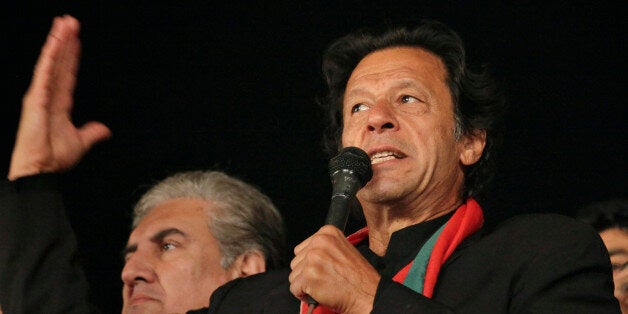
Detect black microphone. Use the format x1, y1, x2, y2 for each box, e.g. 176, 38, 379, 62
325, 146, 373, 231
307, 146, 373, 313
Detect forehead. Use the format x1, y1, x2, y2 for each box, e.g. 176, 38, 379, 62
128, 198, 216, 241
346, 46, 448, 89
600, 228, 628, 252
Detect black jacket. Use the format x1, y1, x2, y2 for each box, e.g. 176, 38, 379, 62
0, 174, 93, 313
208, 206, 621, 313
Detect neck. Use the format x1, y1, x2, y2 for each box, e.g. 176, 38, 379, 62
362, 195, 463, 256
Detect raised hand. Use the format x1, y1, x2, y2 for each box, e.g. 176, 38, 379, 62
289, 225, 381, 314
8, 15, 111, 181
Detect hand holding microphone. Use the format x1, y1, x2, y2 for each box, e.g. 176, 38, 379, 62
306, 147, 372, 313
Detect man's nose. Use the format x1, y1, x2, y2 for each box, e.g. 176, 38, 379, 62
121, 251, 156, 285
367, 102, 399, 133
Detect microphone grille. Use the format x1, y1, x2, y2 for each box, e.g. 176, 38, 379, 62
328, 147, 373, 186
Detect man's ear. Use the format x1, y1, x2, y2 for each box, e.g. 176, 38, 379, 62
459, 129, 486, 166
229, 250, 266, 278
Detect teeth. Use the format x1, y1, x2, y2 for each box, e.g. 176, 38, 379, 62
371, 151, 399, 164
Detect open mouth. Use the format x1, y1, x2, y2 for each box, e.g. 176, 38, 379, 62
370, 151, 403, 164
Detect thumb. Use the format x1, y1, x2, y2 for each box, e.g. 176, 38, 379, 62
78, 121, 112, 149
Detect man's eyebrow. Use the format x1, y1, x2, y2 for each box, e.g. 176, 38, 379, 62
346, 81, 425, 98
150, 228, 187, 243
120, 228, 187, 260
121, 244, 137, 260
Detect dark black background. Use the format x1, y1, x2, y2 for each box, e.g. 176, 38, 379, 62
2, 1, 625, 312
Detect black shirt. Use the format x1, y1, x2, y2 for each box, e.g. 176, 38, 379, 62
359, 212, 452, 280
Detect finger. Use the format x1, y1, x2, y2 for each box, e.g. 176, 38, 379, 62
293, 234, 312, 255
26, 16, 79, 107
294, 226, 335, 254
290, 240, 311, 279
51, 15, 81, 113
288, 259, 301, 283
290, 250, 303, 271
318, 224, 345, 236
288, 257, 307, 298
78, 121, 112, 149
292, 230, 341, 271
288, 269, 308, 300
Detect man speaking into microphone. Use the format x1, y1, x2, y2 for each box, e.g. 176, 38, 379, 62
208, 18, 619, 313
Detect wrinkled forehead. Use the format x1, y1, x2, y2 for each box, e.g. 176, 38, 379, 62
348, 46, 448, 85
344, 47, 451, 108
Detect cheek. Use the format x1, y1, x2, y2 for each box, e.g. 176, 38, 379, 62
160, 261, 219, 306
162, 262, 196, 288
420, 120, 457, 148
192, 263, 232, 302
194, 247, 230, 284
341, 124, 354, 147
341, 115, 367, 146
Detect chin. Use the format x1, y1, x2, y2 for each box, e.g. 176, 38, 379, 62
122, 305, 162, 314
359, 180, 407, 204
123, 299, 171, 314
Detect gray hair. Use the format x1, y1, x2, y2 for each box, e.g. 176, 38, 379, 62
132, 170, 287, 269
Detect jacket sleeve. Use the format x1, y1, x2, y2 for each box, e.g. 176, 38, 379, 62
208, 269, 299, 313
0, 174, 93, 314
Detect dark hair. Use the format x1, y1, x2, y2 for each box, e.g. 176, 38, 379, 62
320, 19, 506, 199
576, 198, 628, 232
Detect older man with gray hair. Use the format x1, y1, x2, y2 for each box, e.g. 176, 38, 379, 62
120, 170, 286, 313
0, 15, 287, 314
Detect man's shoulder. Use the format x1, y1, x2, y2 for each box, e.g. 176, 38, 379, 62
490, 212, 598, 242
438, 212, 614, 306
476, 212, 607, 259
208, 268, 298, 314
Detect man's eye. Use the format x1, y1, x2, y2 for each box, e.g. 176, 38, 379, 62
401, 95, 420, 103
161, 242, 176, 251
351, 103, 369, 113
611, 261, 628, 273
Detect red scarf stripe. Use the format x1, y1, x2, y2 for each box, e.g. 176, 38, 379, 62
347, 227, 369, 245
422, 199, 483, 297
391, 262, 413, 283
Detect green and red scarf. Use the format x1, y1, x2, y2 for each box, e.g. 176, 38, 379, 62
300, 198, 484, 314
